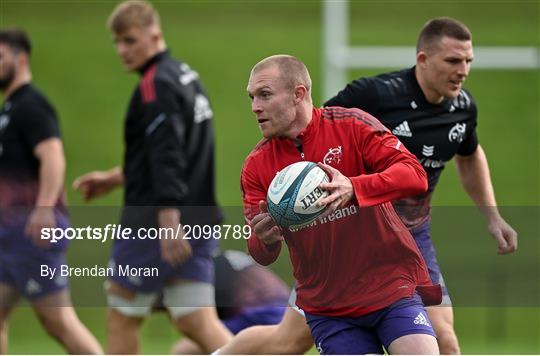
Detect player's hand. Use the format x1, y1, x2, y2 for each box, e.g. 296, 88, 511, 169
316, 163, 354, 217
251, 201, 284, 245
72, 168, 122, 201
25, 206, 56, 248
487, 216, 518, 254
160, 226, 193, 266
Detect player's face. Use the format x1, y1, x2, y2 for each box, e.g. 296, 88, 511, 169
247, 66, 297, 139
113, 26, 158, 71
0, 43, 17, 90
422, 37, 473, 102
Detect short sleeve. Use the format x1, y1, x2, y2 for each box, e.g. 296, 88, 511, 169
16, 99, 60, 150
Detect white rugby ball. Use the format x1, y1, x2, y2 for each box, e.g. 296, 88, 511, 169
267, 161, 329, 229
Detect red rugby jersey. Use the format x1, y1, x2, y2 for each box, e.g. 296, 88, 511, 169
241, 107, 441, 317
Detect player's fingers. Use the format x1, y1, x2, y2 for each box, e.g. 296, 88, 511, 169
317, 191, 339, 207
254, 215, 277, 235
328, 198, 341, 213
162, 242, 179, 266
177, 249, 189, 265
82, 186, 93, 201
320, 200, 339, 219
259, 200, 268, 213
492, 231, 509, 255
171, 247, 184, 266
269, 225, 282, 238
252, 212, 271, 226
73, 174, 94, 190
318, 182, 336, 192
499, 231, 518, 254
72, 176, 82, 189
317, 199, 339, 220
317, 162, 337, 178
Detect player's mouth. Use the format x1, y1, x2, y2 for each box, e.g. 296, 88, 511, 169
258, 118, 269, 124
449, 80, 462, 90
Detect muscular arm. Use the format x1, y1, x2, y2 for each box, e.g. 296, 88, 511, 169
25, 138, 65, 243
455, 145, 518, 254
34, 138, 65, 206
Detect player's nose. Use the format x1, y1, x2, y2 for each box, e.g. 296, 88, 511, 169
457, 61, 469, 77
251, 99, 263, 114
116, 43, 128, 57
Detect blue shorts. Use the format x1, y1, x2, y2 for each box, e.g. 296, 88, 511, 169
412, 221, 451, 304
305, 295, 436, 355
109, 221, 218, 293
222, 305, 286, 334
0, 212, 70, 300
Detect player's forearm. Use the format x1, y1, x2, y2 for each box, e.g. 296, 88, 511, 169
351, 161, 427, 207
107, 166, 125, 186
455, 145, 501, 221
35, 140, 65, 207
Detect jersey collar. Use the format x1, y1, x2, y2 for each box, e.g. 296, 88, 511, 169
137, 50, 170, 75
295, 107, 321, 144
3, 83, 31, 104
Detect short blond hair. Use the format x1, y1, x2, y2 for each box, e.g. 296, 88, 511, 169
252, 55, 312, 93
107, 0, 161, 33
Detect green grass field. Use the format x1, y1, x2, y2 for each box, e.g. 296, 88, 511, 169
2, 0, 539, 354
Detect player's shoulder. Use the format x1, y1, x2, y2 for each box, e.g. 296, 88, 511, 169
370, 67, 415, 97
321, 106, 388, 133
10, 85, 55, 116
243, 139, 272, 170
14, 84, 48, 104
156, 55, 203, 88
138, 57, 182, 103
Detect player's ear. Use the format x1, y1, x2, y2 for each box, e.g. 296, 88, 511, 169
151, 31, 161, 45
417, 51, 428, 69
148, 25, 162, 45
294, 85, 307, 104
16, 52, 29, 69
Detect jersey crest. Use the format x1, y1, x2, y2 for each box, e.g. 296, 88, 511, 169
448, 123, 467, 143
323, 146, 342, 165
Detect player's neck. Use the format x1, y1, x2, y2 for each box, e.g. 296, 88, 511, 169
284, 104, 313, 140
3, 70, 31, 100
415, 67, 444, 104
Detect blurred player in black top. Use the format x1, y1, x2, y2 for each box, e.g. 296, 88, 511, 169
73, 1, 230, 353
0, 28, 102, 354
326, 17, 518, 354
